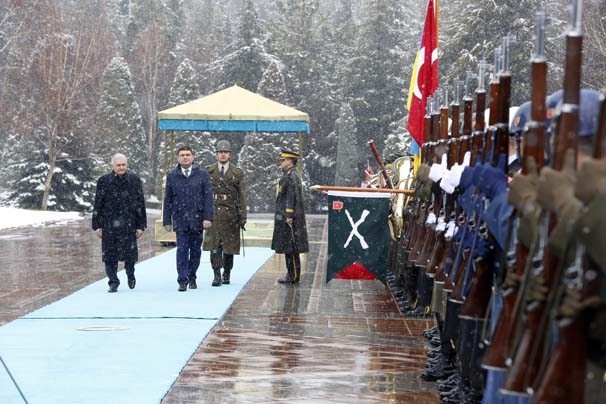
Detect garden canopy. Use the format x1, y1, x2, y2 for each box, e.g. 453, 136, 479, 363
157, 85, 310, 133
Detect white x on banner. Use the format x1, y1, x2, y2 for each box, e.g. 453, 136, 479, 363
344, 209, 370, 249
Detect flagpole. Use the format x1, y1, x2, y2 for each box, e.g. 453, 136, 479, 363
310, 185, 415, 195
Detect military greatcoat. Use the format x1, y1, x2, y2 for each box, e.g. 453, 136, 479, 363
202, 163, 247, 254
271, 167, 309, 254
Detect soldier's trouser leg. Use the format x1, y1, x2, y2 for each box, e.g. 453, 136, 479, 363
124, 261, 135, 281
222, 253, 234, 284
279, 253, 296, 283
105, 261, 119, 288
211, 244, 224, 270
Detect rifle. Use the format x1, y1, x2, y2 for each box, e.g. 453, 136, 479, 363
501, 0, 584, 395
483, 48, 501, 164
408, 97, 435, 263
416, 94, 444, 269
471, 61, 487, 162
455, 36, 511, 320
532, 88, 606, 404
440, 80, 466, 292
427, 90, 452, 278
482, 11, 548, 370
460, 70, 475, 163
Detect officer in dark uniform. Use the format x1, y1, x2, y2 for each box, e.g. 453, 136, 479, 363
203, 140, 247, 286
271, 150, 309, 284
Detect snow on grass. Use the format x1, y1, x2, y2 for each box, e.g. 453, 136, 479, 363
0, 207, 84, 230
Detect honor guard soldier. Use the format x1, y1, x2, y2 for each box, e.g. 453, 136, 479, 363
271, 150, 309, 284
203, 140, 247, 286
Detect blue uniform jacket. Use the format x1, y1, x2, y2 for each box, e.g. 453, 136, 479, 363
163, 164, 213, 232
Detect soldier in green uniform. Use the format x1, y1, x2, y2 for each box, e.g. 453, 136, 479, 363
202, 140, 247, 286
272, 150, 309, 284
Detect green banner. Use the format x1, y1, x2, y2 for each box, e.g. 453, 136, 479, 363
326, 191, 391, 283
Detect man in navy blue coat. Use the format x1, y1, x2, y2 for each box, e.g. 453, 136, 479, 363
163, 145, 213, 291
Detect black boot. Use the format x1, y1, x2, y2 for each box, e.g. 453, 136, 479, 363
278, 272, 295, 284
279, 254, 296, 284
212, 268, 222, 287
222, 269, 231, 285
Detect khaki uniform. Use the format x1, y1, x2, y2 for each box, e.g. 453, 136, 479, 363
203, 163, 246, 255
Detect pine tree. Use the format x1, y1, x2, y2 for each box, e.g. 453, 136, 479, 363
4, 130, 52, 209
346, 0, 408, 152
166, 58, 215, 171
97, 56, 149, 181
219, 0, 269, 91
238, 132, 282, 213
238, 61, 295, 212
440, 0, 545, 105
334, 103, 359, 187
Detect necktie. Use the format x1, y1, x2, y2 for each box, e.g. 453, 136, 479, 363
220, 165, 225, 177
185, 169, 190, 178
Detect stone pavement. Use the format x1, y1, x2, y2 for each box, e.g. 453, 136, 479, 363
0, 214, 438, 403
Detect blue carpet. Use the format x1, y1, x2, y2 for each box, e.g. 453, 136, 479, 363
0, 247, 273, 404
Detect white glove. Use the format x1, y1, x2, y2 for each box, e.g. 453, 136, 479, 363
429, 153, 448, 182
445, 221, 457, 239
441, 170, 457, 194
436, 216, 447, 232
426, 211, 437, 225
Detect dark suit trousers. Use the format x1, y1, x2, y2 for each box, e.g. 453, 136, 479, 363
105, 261, 135, 288
176, 230, 203, 283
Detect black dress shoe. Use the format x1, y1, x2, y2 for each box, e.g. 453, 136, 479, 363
188, 280, 197, 289
108, 285, 118, 293
178, 283, 187, 292
128, 277, 136, 289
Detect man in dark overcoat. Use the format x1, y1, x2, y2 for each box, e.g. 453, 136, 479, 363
163, 145, 213, 291
92, 153, 147, 293
271, 150, 309, 284
202, 140, 247, 286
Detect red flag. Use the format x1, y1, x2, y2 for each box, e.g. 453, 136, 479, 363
406, 0, 439, 146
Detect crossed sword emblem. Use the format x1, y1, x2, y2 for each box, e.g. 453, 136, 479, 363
344, 209, 370, 249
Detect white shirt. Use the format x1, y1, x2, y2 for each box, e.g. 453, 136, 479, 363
218, 162, 230, 173
181, 166, 192, 177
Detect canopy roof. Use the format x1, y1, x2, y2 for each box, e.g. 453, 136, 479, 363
158, 85, 309, 133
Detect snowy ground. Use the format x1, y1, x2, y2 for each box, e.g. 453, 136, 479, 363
0, 207, 84, 230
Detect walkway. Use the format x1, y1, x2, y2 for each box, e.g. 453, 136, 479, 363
0, 214, 438, 403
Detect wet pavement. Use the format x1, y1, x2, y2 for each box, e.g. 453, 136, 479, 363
0, 214, 159, 326
163, 216, 439, 403
0, 214, 438, 403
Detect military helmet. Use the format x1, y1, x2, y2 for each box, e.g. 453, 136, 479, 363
216, 140, 231, 152
555, 88, 602, 137
510, 101, 531, 135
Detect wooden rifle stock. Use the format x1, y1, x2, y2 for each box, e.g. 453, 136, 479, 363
484, 57, 501, 164
502, 4, 583, 395
471, 65, 487, 162
460, 79, 473, 163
